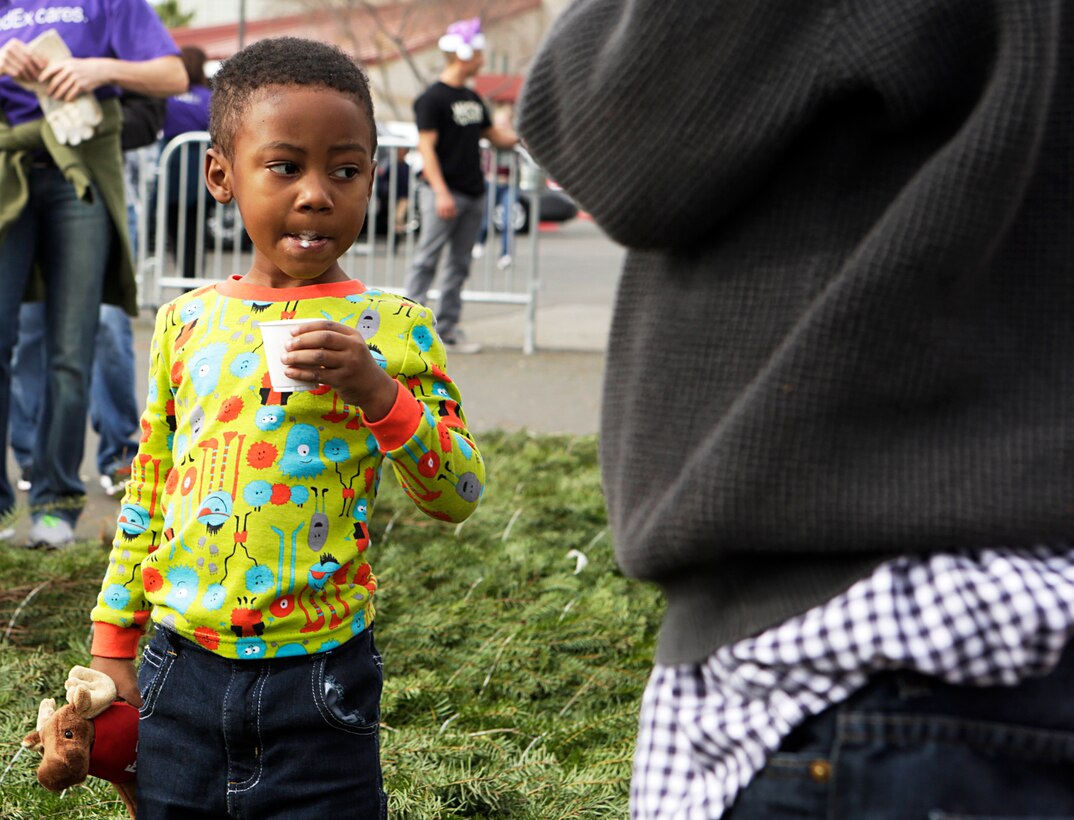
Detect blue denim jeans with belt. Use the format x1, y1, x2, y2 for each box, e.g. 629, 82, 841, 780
725, 642, 1074, 819
136, 625, 387, 819
0, 165, 112, 524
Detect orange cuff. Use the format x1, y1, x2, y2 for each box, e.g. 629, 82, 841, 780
362, 380, 423, 452
91, 622, 142, 659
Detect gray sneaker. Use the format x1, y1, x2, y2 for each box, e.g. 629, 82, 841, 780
0, 525, 15, 542
27, 515, 75, 549
441, 329, 482, 355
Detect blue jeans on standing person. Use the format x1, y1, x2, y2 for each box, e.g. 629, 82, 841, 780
10, 302, 140, 479
724, 641, 1074, 819
475, 182, 515, 260
404, 183, 485, 343
0, 166, 112, 526
136, 625, 387, 819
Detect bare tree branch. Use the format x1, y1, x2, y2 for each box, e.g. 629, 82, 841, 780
355, 0, 431, 88
281, 0, 541, 121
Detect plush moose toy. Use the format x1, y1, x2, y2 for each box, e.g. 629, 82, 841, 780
21, 665, 138, 819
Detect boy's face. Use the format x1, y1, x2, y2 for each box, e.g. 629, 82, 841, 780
205, 85, 375, 288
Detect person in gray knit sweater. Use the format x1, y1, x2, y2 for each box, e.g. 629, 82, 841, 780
518, 1, 1074, 817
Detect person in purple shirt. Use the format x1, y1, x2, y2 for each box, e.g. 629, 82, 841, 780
161, 45, 211, 278
163, 46, 210, 140
0, 0, 186, 548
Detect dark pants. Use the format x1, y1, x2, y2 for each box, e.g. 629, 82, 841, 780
726, 643, 1074, 819
11, 301, 140, 477
404, 183, 485, 342
0, 166, 112, 523
136, 626, 386, 819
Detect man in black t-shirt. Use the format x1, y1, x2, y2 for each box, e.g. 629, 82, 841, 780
404, 18, 516, 353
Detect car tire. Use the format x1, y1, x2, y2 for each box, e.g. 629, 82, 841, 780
205, 203, 252, 251
493, 199, 529, 235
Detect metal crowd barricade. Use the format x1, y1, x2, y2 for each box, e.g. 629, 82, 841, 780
142, 131, 546, 354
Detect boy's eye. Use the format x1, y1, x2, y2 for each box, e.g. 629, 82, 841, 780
267, 161, 299, 175
331, 166, 361, 180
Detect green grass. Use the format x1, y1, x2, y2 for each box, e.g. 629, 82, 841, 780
0, 431, 663, 819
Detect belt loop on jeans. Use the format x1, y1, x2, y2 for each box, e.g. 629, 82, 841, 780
158, 626, 183, 657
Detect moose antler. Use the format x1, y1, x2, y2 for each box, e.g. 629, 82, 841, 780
64, 666, 117, 720
21, 698, 57, 752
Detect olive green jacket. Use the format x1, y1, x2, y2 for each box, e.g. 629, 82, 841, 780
0, 97, 137, 315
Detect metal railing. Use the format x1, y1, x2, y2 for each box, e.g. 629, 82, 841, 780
138, 132, 546, 353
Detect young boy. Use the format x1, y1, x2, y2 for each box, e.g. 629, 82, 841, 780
88, 37, 485, 818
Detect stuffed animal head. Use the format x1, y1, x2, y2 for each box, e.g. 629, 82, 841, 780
22, 698, 97, 791
21, 666, 116, 792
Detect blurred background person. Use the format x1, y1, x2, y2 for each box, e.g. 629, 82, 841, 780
519, 0, 1074, 817
473, 105, 517, 271
161, 45, 211, 279
0, 0, 185, 547
404, 18, 517, 354
374, 143, 411, 241
9, 89, 166, 499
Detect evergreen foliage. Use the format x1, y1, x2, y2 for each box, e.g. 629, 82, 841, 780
0, 431, 663, 818
151, 0, 194, 29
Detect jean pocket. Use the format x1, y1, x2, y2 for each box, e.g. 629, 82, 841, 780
138, 636, 176, 719
835, 711, 1074, 818
312, 631, 383, 735
929, 815, 1074, 820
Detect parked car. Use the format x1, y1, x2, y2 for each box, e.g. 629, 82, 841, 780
493, 184, 579, 235
204, 200, 252, 251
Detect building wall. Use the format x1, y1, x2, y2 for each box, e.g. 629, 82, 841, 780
156, 0, 292, 27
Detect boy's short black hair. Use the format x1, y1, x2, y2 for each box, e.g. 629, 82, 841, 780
209, 37, 377, 158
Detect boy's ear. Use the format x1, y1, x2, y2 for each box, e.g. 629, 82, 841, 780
367, 160, 377, 200
204, 147, 233, 204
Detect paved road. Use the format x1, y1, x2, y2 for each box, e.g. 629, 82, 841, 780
5, 217, 624, 544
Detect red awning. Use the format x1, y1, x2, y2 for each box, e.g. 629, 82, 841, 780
474, 74, 524, 104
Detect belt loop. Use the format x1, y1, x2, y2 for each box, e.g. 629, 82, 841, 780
160, 626, 183, 657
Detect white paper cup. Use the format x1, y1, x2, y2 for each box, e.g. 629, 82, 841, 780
259, 319, 319, 392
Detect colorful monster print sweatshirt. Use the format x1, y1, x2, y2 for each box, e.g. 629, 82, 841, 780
91, 276, 484, 660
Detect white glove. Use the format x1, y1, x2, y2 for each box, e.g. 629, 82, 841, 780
40, 93, 102, 146
16, 30, 104, 146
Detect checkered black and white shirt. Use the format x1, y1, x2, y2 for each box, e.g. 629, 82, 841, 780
631, 546, 1074, 819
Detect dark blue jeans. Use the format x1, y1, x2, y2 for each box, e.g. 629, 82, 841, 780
0, 166, 112, 523
136, 626, 387, 819
10, 301, 140, 476
725, 643, 1074, 819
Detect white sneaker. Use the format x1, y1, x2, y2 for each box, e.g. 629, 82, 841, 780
442, 330, 482, 355
471, 244, 485, 259
496, 254, 512, 270
16, 467, 31, 492
100, 473, 126, 497
0, 526, 15, 542
99, 464, 132, 498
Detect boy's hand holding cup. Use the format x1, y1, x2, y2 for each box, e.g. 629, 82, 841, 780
262, 319, 399, 422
